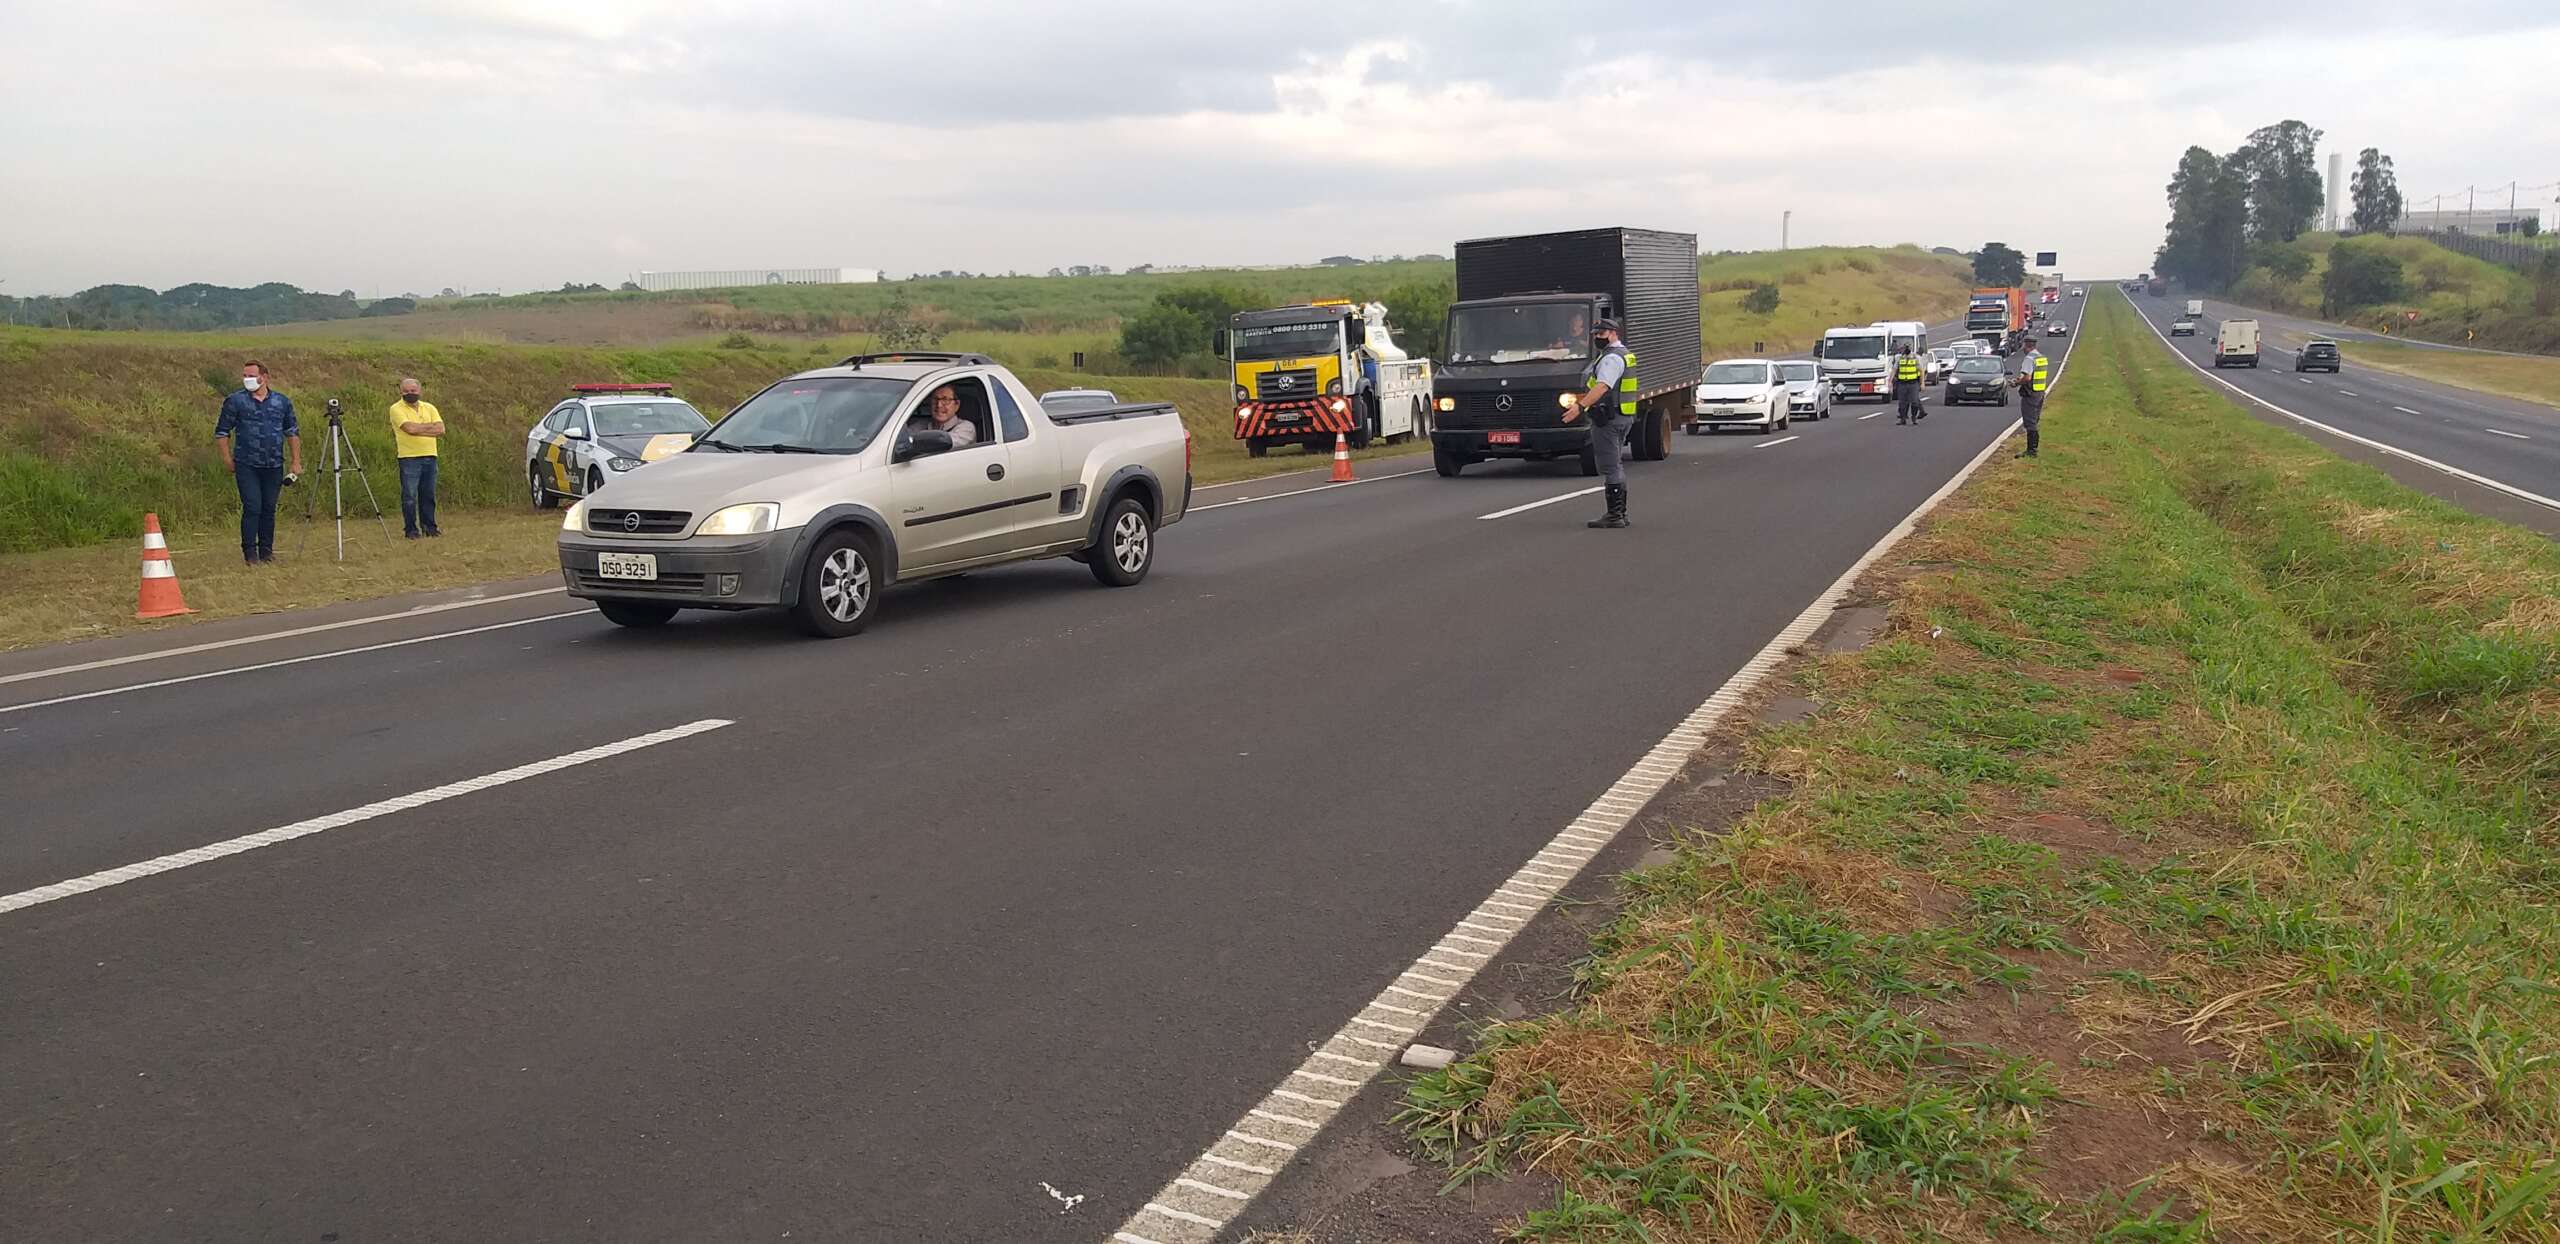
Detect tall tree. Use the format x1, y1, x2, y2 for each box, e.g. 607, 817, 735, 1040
1971, 243, 2026, 287
2234, 120, 2325, 243
2349, 147, 2403, 234
2157, 146, 2245, 290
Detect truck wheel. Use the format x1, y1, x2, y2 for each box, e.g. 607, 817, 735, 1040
1246, 439, 1268, 459
1088, 494, 1153, 587
595, 601, 676, 628
1432, 440, 1465, 478
1350, 396, 1378, 449
790, 528, 882, 638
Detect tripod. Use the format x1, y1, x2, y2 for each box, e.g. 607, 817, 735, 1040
296, 398, 390, 561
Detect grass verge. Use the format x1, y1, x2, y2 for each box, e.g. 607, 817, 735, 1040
2334, 339, 2560, 410
1396, 290, 2560, 1239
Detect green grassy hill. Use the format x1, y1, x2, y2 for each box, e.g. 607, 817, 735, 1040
2230, 232, 2558, 351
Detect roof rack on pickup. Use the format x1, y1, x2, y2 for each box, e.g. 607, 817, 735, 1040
570, 382, 676, 394
837, 351, 997, 368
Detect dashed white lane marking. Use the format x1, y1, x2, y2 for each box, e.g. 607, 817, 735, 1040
2393, 406, 2424, 415
0, 719, 733, 916
0, 611, 592, 717
2339, 389, 2360, 397
2301, 377, 2315, 384
2486, 428, 2532, 440
1110, 355, 2050, 1244
2131, 304, 2560, 513
1751, 435, 1802, 450
1475, 485, 1603, 521
1189, 467, 1435, 512
0, 587, 569, 688
1857, 410, 1889, 420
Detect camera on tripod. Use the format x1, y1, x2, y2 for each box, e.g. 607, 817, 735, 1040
298, 395, 388, 560
325, 397, 346, 427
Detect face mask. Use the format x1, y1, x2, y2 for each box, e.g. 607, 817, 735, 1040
402, 393, 419, 404
242, 376, 262, 392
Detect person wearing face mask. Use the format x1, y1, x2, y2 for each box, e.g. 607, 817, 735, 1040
213, 360, 302, 564
1560, 318, 1637, 529
388, 377, 445, 537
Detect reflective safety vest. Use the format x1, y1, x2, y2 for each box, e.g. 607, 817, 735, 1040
2028, 354, 2049, 393
1894, 355, 1922, 383
1585, 344, 1637, 417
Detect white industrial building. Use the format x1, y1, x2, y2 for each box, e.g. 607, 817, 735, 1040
635, 267, 880, 292
2393, 208, 2543, 236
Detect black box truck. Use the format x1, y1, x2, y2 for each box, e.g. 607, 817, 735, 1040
1430, 226, 1702, 477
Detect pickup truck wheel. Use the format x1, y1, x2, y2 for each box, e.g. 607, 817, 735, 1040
530, 464, 558, 510
1089, 496, 1153, 587
596, 601, 677, 628
1432, 441, 1465, 477
790, 529, 882, 638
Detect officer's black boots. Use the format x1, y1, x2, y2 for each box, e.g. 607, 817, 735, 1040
1587, 484, 1629, 529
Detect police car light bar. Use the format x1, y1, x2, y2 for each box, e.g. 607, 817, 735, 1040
569, 382, 676, 394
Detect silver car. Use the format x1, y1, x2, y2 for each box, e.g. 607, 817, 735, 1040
558, 353, 1192, 637
1778, 359, 1832, 420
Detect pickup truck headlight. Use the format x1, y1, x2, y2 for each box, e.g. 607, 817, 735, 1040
607, 456, 645, 472
696, 503, 779, 536
562, 499, 587, 532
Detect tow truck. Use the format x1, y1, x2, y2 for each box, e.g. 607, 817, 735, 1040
1222, 300, 1432, 457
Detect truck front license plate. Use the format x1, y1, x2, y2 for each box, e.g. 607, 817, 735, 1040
597, 552, 657, 581
1488, 430, 1521, 445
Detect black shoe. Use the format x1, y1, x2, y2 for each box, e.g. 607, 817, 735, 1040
405, 531, 421, 540
423, 529, 442, 538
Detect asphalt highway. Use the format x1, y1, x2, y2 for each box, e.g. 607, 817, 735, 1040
2126, 293, 2560, 536
1, 311, 2062, 1241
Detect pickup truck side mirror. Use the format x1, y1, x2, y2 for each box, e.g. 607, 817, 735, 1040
894, 428, 953, 462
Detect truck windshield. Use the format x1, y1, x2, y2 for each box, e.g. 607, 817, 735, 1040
1820, 334, 1886, 360
1445, 303, 1590, 364
1232, 321, 1343, 361
698, 376, 912, 454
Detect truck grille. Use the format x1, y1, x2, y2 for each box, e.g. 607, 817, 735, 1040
1255, 368, 1319, 401
586, 509, 692, 535
1440, 390, 1562, 429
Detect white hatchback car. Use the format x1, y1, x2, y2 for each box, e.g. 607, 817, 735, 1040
1688, 359, 1790, 435
1777, 359, 1831, 421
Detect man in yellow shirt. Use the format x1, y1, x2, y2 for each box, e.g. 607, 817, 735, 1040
390, 377, 446, 537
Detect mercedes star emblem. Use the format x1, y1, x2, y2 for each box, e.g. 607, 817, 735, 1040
1495, 394, 1515, 412
622, 511, 643, 533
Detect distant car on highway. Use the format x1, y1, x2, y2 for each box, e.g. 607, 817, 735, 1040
558, 352, 1192, 637
1688, 359, 1790, 435
2071, 286, 2085, 297
526, 383, 712, 509
2046, 321, 2070, 337
2170, 318, 2199, 337
1039, 388, 1121, 415
2294, 339, 2343, 373
1944, 356, 2010, 406
1925, 346, 1957, 383
1777, 359, 1832, 420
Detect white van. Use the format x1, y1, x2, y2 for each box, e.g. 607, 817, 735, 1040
1818, 325, 1893, 401
2213, 318, 2261, 368
2184, 299, 2205, 318
1871, 320, 1927, 360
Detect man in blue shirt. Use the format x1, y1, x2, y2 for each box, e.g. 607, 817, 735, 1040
213, 361, 303, 563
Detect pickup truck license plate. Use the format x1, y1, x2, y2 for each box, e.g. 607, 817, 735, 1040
596, 552, 657, 581
1487, 430, 1521, 445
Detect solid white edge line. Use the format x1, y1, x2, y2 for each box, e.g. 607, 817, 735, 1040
0, 586, 570, 688
1190, 467, 1435, 512
1109, 325, 2067, 1244
1750, 435, 1801, 449
0, 611, 593, 717
2128, 299, 2560, 513
1475, 486, 1603, 521
2486, 428, 2532, 440
0, 718, 734, 916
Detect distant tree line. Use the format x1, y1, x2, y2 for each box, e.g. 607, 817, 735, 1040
2155, 120, 2328, 292
0, 282, 424, 331
1114, 278, 1457, 376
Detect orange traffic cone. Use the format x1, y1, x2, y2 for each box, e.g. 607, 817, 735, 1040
135, 513, 195, 620
1330, 431, 1355, 483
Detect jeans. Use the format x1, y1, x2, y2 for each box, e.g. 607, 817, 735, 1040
234, 462, 283, 561
1588, 411, 1633, 486
399, 455, 440, 535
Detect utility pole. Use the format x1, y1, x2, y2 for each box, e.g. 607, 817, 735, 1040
1781, 210, 1791, 250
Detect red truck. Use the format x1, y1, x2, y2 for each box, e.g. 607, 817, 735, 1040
1964, 287, 2025, 349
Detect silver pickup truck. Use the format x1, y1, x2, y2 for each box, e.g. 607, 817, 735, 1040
557, 352, 1191, 637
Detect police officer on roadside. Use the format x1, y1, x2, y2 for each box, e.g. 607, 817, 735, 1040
2012, 340, 2050, 458
1561, 317, 1637, 529
1892, 343, 1927, 425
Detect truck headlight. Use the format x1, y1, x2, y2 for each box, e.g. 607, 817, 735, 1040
1558, 393, 1579, 408
696, 503, 779, 536
1325, 379, 1343, 396
1435, 396, 1455, 412
562, 499, 587, 532
607, 456, 645, 472
1233, 386, 1249, 403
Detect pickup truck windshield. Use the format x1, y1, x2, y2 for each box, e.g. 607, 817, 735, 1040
1446, 304, 1591, 364
1233, 322, 1343, 362
1702, 363, 1770, 384
1821, 334, 1886, 360
592, 402, 710, 438
699, 376, 912, 454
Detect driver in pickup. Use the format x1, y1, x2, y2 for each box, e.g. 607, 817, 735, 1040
905, 384, 979, 449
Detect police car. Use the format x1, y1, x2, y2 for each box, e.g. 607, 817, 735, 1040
526, 383, 713, 509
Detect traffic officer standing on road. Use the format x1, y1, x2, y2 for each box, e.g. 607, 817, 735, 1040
1562, 318, 1637, 529
2012, 340, 2050, 457
1892, 343, 1927, 425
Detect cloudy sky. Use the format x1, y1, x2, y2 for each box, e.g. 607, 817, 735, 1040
5, 1, 2557, 296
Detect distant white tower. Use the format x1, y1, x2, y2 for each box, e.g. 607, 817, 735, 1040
2327, 151, 2345, 231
